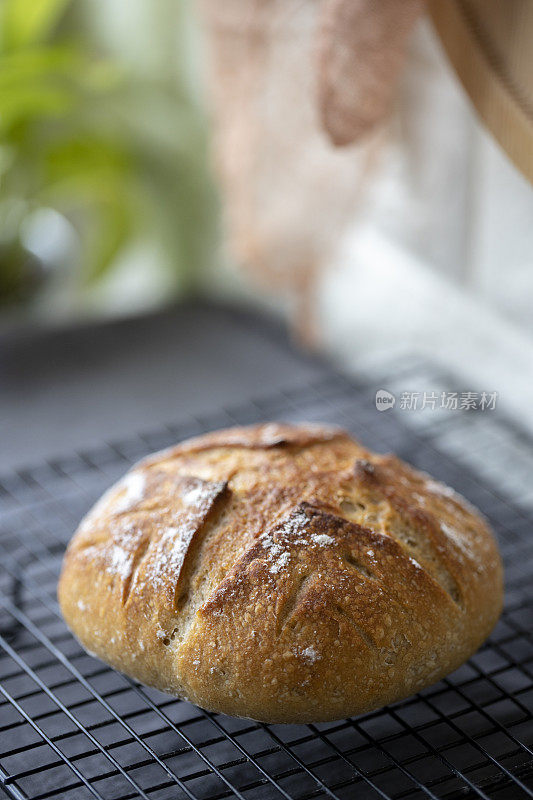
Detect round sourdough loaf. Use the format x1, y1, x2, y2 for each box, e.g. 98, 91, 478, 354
58, 423, 503, 722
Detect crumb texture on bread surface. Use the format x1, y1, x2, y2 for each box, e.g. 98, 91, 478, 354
58, 423, 503, 723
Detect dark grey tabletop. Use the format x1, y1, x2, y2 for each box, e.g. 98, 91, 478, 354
0, 303, 327, 473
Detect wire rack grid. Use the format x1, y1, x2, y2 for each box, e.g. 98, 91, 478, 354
0, 367, 532, 800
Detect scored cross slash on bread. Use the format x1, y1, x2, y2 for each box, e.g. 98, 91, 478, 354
59, 423, 503, 723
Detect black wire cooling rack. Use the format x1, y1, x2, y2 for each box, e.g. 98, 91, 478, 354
1, 364, 532, 800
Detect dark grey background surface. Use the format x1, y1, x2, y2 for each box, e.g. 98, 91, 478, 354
0, 303, 328, 473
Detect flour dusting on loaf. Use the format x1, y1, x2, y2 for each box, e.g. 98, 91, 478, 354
58, 423, 503, 723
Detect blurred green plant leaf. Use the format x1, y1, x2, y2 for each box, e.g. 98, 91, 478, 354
43, 135, 138, 281
2, 0, 71, 50
0, 0, 214, 314
0, 46, 122, 129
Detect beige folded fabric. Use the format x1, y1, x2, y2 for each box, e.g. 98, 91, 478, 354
317, 0, 424, 146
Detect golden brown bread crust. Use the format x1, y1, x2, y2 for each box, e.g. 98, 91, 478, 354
58, 423, 503, 722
